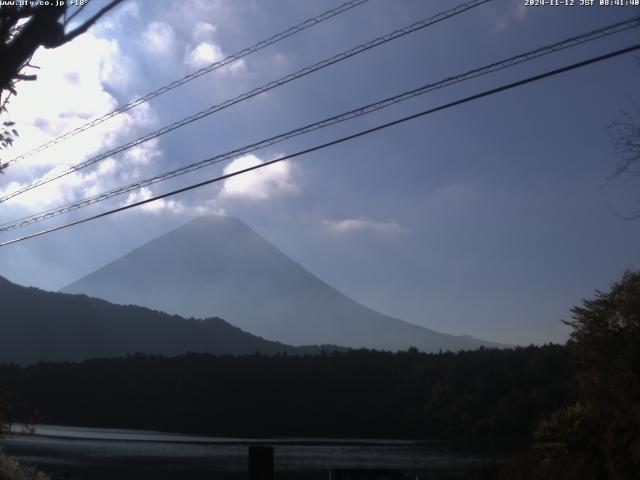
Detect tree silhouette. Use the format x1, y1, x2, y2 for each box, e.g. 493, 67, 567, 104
0, 397, 9, 438
526, 271, 640, 479
608, 102, 640, 219
607, 59, 640, 219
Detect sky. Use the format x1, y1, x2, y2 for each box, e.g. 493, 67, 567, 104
0, 0, 639, 345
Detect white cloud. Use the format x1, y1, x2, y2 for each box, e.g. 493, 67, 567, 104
192, 21, 217, 41
118, 1, 141, 19
185, 41, 246, 74
2, 34, 121, 176
93, 0, 140, 32
0, 30, 162, 214
322, 217, 405, 235
124, 187, 178, 213
0, 159, 115, 211
219, 154, 299, 200
98, 39, 134, 92
142, 22, 176, 54
122, 187, 216, 216
173, 0, 232, 29
7, 33, 119, 138
186, 42, 225, 68
223, 58, 247, 75
122, 138, 161, 167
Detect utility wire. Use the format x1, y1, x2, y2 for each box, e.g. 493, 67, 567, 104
2, 43, 638, 248
0, 0, 490, 204
0, 0, 372, 171
1, 15, 637, 233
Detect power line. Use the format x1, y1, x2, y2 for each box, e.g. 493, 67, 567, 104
0, 0, 490, 204
0, 0, 372, 171
1, 15, 637, 233
2, 42, 638, 248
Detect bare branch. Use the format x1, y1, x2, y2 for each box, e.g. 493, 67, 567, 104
55, 0, 124, 47
15, 73, 36, 81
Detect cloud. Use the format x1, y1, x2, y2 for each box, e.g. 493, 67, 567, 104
273, 53, 289, 67
121, 138, 162, 167
492, 3, 527, 32
219, 154, 299, 200
173, 0, 233, 29
142, 22, 177, 54
124, 186, 182, 213
192, 21, 217, 41
185, 41, 246, 74
0, 31, 162, 215
93, 0, 140, 31
0, 158, 118, 211
98, 39, 135, 92
118, 1, 141, 19
122, 187, 218, 216
186, 42, 225, 68
322, 217, 405, 235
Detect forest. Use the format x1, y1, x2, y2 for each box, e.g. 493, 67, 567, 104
0, 345, 572, 442
1, 270, 638, 480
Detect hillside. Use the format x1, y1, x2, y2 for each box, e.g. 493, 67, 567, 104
0, 276, 307, 364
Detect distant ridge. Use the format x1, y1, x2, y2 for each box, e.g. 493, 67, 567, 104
0, 275, 327, 364
63, 215, 506, 352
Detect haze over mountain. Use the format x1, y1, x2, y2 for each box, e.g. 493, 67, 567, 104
63, 215, 505, 352
0, 275, 310, 364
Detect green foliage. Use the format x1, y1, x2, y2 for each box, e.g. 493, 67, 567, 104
531, 402, 604, 479
523, 271, 640, 479
566, 271, 640, 407
566, 271, 640, 479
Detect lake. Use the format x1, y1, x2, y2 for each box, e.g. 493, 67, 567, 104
0, 425, 505, 479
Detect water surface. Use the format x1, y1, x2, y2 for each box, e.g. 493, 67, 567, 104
1, 425, 503, 479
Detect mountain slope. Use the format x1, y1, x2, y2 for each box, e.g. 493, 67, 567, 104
63, 215, 505, 351
0, 275, 306, 364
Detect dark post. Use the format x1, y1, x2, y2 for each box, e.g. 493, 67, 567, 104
62, 464, 71, 479
248, 445, 274, 480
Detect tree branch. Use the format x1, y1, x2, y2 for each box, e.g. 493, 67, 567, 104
53, 0, 124, 47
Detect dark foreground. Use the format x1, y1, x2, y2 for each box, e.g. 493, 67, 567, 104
0, 425, 506, 480
0, 346, 573, 440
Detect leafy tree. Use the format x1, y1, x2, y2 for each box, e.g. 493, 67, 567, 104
526, 271, 640, 479
566, 270, 640, 408
565, 270, 640, 479
531, 402, 604, 480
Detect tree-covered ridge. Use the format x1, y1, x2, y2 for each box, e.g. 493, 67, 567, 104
0, 275, 332, 364
0, 345, 573, 442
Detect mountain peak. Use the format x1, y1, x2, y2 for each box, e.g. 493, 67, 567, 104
63, 217, 505, 351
